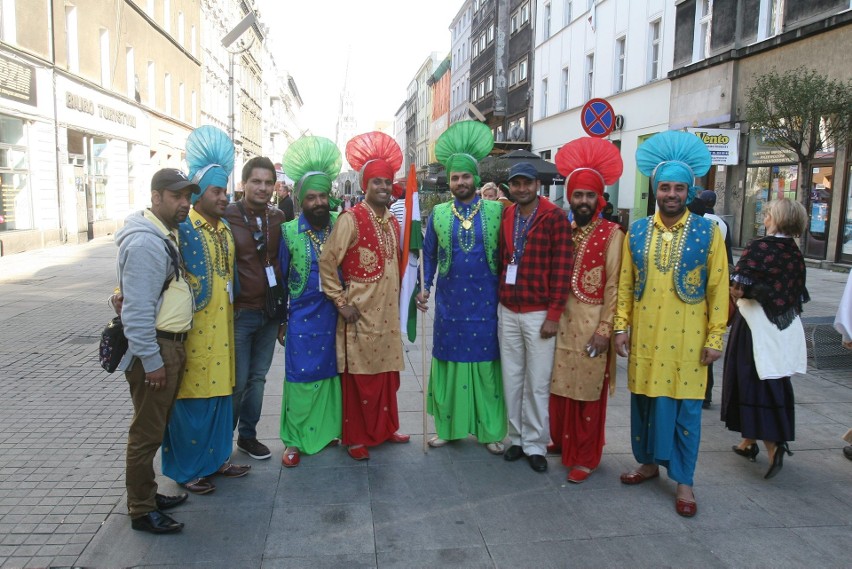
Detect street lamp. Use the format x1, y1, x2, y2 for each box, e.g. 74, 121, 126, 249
221, 11, 258, 194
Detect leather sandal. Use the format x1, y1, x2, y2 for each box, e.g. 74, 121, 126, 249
281, 447, 300, 468
217, 462, 251, 478
485, 441, 505, 455
619, 468, 660, 485
676, 498, 698, 517
428, 437, 448, 448
183, 477, 215, 494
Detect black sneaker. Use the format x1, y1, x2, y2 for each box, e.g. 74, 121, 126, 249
237, 437, 271, 460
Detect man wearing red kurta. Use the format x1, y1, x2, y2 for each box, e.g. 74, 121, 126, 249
548, 137, 624, 484
319, 132, 410, 461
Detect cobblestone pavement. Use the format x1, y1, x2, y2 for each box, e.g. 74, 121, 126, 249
0, 238, 850, 568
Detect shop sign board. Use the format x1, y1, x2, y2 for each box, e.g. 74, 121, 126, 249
747, 132, 798, 165
55, 75, 145, 142
687, 127, 739, 165
0, 53, 36, 106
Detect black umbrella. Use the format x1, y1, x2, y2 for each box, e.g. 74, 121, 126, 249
502, 149, 563, 185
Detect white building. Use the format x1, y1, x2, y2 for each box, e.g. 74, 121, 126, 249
450, 1, 474, 124
531, 0, 676, 222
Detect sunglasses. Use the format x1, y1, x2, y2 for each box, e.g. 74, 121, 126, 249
252, 230, 266, 253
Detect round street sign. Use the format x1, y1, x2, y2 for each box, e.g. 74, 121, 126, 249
581, 98, 616, 138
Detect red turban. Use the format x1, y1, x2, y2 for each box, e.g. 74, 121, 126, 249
345, 132, 403, 191
555, 137, 623, 215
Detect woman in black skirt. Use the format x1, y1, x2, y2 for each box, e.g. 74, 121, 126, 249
722, 198, 809, 479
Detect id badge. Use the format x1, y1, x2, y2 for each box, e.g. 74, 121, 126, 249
505, 263, 518, 285
227, 280, 233, 304
265, 265, 277, 287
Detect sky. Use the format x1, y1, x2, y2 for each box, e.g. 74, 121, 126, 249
257, 1, 463, 139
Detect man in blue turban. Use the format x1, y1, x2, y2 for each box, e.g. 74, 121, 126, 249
613, 131, 729, 518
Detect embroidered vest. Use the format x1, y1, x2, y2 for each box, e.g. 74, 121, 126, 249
179, 217, 234, 312
571, 219, 621, 305
432, 199, 502, 276
628, 213, 714, 304
340, 203, 400, 284
282, 213, 338, 299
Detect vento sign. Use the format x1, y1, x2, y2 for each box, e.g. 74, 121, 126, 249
686, 127, 739, 166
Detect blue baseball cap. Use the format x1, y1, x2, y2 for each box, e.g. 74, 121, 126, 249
507, 162, 539, 181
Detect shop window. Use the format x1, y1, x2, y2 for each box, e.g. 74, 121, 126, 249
0, 115, 32, 231
91, 137, 109, 222
742, 165, 798, 244
842, 165, 852, 262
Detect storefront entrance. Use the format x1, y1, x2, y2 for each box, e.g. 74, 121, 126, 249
802, 163, 833, 259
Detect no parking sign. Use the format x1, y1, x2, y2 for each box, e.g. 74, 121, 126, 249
581, 98, 615, 138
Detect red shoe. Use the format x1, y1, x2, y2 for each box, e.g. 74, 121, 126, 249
676, 498, 697, 517
620, 468, 660, 485
281, 447, 300, 468
567, 468, 591, 484
347, 445, 370, 461
388, 432, 410, 444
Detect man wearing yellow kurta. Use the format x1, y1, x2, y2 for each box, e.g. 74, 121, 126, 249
162, 126, 250, 495
614, 130, 728, 519
549, 137, 624, 484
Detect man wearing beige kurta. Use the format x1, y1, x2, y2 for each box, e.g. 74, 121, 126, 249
549, 136, 625, 484
319, 132, 409, 461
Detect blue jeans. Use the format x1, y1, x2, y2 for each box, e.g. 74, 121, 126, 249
233, 308, 279, 440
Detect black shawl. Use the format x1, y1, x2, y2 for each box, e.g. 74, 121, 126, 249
732, 236, 810, 330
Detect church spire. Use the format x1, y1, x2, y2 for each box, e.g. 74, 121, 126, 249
335, 48, 358, 170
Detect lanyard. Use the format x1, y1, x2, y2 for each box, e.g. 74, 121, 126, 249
511, 203, 538, 265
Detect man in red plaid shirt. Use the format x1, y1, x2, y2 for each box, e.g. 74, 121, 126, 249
498, 162, 573, 472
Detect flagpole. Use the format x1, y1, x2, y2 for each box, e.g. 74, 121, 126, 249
420, 248, 428, 453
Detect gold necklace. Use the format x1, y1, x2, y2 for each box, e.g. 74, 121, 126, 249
451, 200, 482, 231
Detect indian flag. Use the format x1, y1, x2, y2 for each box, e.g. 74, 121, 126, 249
399, 164, 422, 342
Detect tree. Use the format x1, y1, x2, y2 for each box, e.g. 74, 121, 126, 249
744, 67, 852, 203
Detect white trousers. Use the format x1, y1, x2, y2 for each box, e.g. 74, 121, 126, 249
498, 304, 555, 456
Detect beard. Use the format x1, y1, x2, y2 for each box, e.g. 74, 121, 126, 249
304, 206, 330, 228
571, 206, 594, 227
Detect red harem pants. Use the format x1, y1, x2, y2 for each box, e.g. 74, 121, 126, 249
342, 370, 401, 446
548, 379, 608, 470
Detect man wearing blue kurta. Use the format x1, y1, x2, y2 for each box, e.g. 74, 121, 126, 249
418, 121, 507, 453
277, 136, 344, 467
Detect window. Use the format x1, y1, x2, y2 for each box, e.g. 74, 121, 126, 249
695, 0, 711, 61
146, 0, 154, 16
125, 47, 135, 99
758, 0, 782, 40
511, 12, 519, 33
179, 83, 185, 121
0, 114, 32, 231
163, 0, 170, 34
473, 0, 480, 11
479, 80, 485, 99
486, 75, 493, 93
521, 2, 530, 23
564, 0, 573, 26
648, 19, 661, 81
190, 25, 196, 56
487, 24, 494, 43
509, 66, 518, 87
584, 53, 594, 100
99, 29, 110, 87
191, 90, 197, 124
561, 67, 570, 111
473, 39, 480, 58
519, 58, 527, 81
164, 73, 171, 114
511, 2, 529, 34
541, 78, 548, 118
543, 3, 551, 39
177, 12, 184, 44
147, 61, 155, 106
479, 34, 486, 52
614, 36, 625, 92
65, 6, 79, 73
1, 0, 16, 43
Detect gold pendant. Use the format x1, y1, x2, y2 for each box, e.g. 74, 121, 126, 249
462, 220, 472, 230
662, 231, 674, 242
